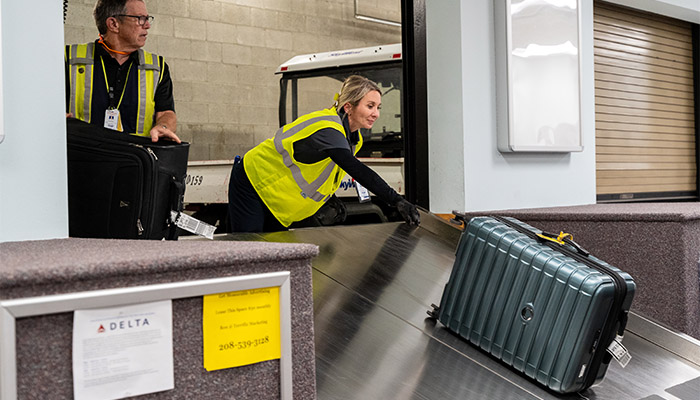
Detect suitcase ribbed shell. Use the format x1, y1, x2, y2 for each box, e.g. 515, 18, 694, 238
437, 217, 635, 393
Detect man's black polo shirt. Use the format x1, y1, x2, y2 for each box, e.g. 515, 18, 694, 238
65, 40, 175, 134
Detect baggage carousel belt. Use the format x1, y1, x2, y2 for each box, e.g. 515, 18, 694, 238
215, 215, 700, 400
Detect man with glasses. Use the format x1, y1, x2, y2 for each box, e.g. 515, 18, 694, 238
65, 0, 180, 143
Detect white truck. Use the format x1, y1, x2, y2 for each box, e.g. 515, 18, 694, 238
184, 43, 405, 231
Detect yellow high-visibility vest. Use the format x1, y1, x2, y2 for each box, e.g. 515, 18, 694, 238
244, 107, 363, 227
65, 42, 163, 136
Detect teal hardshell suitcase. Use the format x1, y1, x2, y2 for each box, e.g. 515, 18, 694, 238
430, 216, 635, 393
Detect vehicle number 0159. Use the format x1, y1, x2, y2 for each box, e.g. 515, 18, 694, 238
186, 174, 203, 186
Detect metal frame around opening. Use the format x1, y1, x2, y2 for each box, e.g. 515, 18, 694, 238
0, 271, 293, 400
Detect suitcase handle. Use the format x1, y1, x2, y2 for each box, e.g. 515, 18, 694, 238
165, 177, 186, 240
450, 211, 470, 230
537, 231, 590, 257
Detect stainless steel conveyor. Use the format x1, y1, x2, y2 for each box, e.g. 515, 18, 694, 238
215, 212, 700, 400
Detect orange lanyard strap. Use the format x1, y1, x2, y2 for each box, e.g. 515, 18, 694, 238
98, 35, 130, 55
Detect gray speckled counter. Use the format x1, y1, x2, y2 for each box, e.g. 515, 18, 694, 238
457, 203, 700, 340
0, 238, 318, 399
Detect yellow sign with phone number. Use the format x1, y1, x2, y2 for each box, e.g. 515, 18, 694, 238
202, 287, 281, 371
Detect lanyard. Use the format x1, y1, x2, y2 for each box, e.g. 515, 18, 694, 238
100, 56, 132, 110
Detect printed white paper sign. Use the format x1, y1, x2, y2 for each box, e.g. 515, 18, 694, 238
72, 300, 174, 400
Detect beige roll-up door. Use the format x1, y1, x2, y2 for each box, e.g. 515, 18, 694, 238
594, 1, 697, 201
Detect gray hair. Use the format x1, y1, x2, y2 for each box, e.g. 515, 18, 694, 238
93, 0, 136, 34
336, 75, 381, 110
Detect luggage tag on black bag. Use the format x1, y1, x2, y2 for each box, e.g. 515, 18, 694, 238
606, 335, 631, 368
355, 180, 371, 203
171, 211, 216, 239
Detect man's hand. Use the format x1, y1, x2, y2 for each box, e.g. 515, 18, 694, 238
151, 110, 179, 143
149, 124, 181, 143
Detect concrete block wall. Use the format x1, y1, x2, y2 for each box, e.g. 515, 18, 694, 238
64, 0, 401, 161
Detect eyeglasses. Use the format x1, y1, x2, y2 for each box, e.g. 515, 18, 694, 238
115, 14, 154, 26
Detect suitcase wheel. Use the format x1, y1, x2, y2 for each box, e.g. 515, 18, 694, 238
426, 303, 440, 319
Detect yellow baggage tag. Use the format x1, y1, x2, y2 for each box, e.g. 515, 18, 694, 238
104, 108, 122, 132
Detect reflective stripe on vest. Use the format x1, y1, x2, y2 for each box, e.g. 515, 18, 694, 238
137, 50, 162, 136
67, 42, 95, 123
244, 108, 362, 227
66, 43, 162, 136
273, 114, 356, 202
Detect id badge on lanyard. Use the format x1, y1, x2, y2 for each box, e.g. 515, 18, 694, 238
104, 108, 123, 131
355, 180, 371, 203
101, 56, 130, 132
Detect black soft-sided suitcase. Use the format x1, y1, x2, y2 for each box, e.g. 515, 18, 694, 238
430, 215, 635, 393
66, 118, 189, 240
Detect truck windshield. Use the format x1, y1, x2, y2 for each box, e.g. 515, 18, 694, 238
278, 63, 403, 158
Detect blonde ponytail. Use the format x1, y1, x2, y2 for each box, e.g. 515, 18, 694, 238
335, 75, 381, 110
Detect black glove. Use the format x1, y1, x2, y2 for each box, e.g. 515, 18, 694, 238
396, 199, 420, 226
315, 195, 347, 225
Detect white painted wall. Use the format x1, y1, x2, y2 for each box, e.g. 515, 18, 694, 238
425, 1, 466, 215
0, 0, 68, 242
427, 0, 597, 213
426, 0, 698, 214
